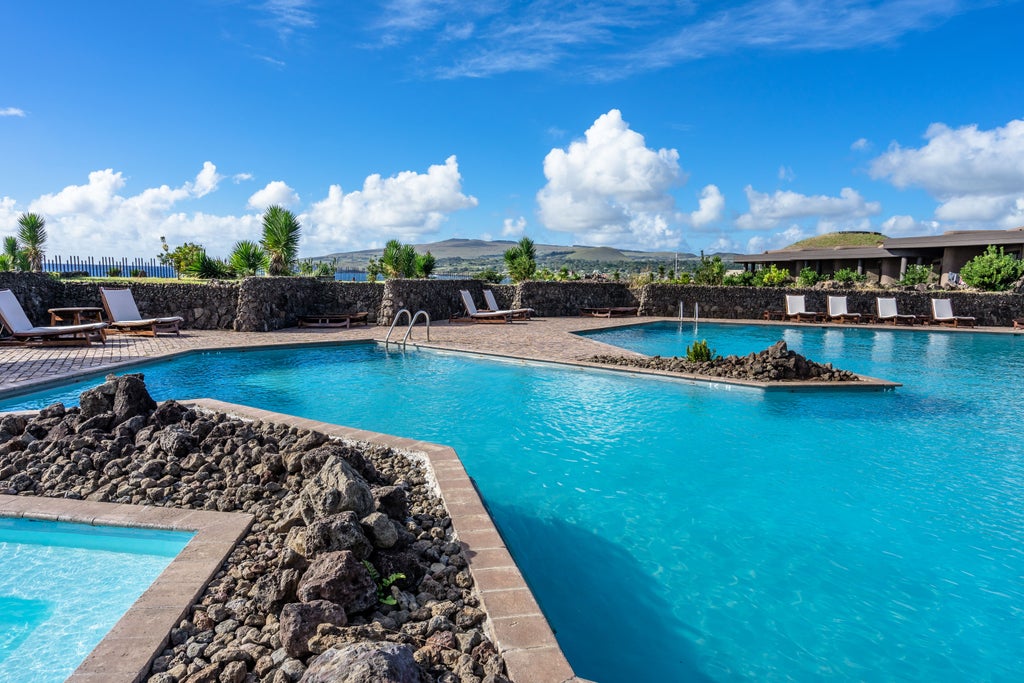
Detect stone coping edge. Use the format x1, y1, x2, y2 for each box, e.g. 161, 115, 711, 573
184, 398, 592, 683
0, 495, 253, 683
407, 341, 901, 392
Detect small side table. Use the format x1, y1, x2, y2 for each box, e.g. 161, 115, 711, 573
49, 307, 105, 326
48, 307, 106, 344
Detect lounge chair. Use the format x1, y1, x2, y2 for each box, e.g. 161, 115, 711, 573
457, 290, 513, 323
99, 287, 183, 336
1015, 319, 1024, 330
0, 289, 107, 346
876, 297, 916, 325
784, 295, 822, 322
580, 307, 640, 317
826, 296, 862, 323
930, 299, 975, 327
483, 289, 533, 320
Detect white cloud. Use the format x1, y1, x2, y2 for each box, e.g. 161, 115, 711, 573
501, 216, 527, 237
851, 137, 870, 151
233, 173, 254, 183
0, 107, 25, 117
706, 236, 741, 253
778, 165, 795, 181
306, 155, 478, 251
688, 184, 724, 229
745, 225, 809, 254
536, 109, 682, 249
257, 0, 316, 39
736, 185, 881, 230
879, 214, 942, 237
13, 163, 260, 258
870, 119, 1024, 226
248, 181, 300, 210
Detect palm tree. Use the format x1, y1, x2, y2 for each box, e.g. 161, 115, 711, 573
260, 205, 301, 276
415, 251, 436, 278
504, 236, 537, 283
380, 239, 419, 279
17, 212, 47, 272
2, 236, 29, 272
229, 240, 268, 276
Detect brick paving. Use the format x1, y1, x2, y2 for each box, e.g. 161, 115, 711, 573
0, 317, 648, 394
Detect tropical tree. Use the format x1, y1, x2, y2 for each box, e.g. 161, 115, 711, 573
16, 212, 47, 272
380, 239, 418, 278
229, 240, 268, 276
159, 238, 205, 277
503, 237, 537, 283
184, 251, 235, 279
960, 245, 1024, 291
415, 251, 436, 278
261, 205, 302, 276
693, 254, 725, 285
1, 236, 29, 272
366, 257, 381, 282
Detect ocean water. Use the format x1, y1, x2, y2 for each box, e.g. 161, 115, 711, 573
1, 326, 1023, 681
0, 519, 193, 681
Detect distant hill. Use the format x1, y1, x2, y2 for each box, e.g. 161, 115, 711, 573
313, 238, 711, 275
783, 232, 887, 250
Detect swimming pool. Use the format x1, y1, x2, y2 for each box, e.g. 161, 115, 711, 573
1, 327, 1022, 681
0, 518, 194, 682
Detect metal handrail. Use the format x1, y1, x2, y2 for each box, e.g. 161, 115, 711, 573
384, 309, 412, 348
401, 310, 431, 347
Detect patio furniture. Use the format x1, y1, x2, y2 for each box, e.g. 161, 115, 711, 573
48, 306, 105, 326
0, 289, 107, 346
297, 312, 369, 328
579, 307, 639, 318
930, 299, 976, 327
483, 289, 533, 320
99, 287, 183, 336
457, 290, 513, 323
826, 296, 863, 324
876, 297, 916, 325
784, 295, 822, 322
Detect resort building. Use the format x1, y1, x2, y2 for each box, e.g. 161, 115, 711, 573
735, 227, 1024, 285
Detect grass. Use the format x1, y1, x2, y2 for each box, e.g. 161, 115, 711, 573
783, 232, 887, 250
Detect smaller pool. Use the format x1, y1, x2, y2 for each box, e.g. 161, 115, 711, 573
0, 518, 194, 682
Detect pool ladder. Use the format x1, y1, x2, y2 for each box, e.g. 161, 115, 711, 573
384, 308, 431, 349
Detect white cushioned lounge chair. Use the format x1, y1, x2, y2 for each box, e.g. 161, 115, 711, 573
784, 294, 822, 322
0, 289, 106, 346
930, 299, 976, 327
458, 290, 513, 323
99, 287, 183, 336
826, 296, 862, 323
876, 297, 916, 325
483, 289, 533, 320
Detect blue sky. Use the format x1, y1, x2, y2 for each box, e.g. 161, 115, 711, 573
3, 1, 1024, 259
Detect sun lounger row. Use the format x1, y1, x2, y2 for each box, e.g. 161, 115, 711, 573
456, 290, 534, 323
782, 295, 976, 327
0, 287, 184, 346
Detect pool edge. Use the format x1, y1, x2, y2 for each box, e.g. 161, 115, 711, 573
0, 496, 253, 683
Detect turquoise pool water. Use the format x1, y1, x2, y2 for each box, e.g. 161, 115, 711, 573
1, 327, 1023, 681
0, 518, 193, 681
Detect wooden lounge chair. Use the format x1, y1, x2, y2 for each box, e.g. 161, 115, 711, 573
99, 287, 183, 336
457, 290, 513, 323
930, 299, 975, 327
826, 296, 863, 323
580, 307, 639, 318
297, 312, 369, 328
784, 295, 822, 322
1015, 319, 1024, 330
483, 289, 533, 320
876, 297, 916, 325
0, 289, 107, 346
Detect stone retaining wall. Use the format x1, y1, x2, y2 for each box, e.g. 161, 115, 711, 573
641, 284, 1024, 326
3, 272, 1023, 331
234, 278, 382, 332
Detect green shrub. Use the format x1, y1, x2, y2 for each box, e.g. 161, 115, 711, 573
473, 267, 503, 282
185, 252, 234, 279
758, 263, 790, 287
130, 269, 147, 277
693, 255, 725, 285
900, 263, 933, 286
959, 245, 1024, 291
723, 271, 756, 286
797, 267, 821, 287
832, 267, 866, 285
106, 266, 122, 277
686, 339, 717, 362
